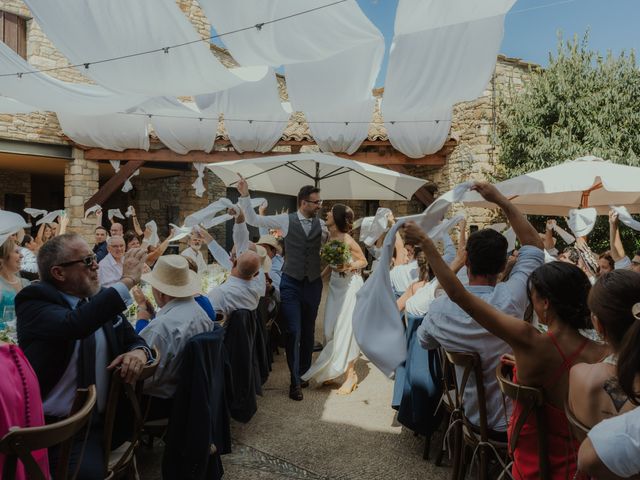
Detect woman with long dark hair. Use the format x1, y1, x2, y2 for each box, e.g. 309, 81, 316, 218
302, 204, 367, 394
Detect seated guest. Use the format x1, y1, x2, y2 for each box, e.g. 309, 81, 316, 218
19, 234, 39, 280
183, 257, 217, 322
208, 250, 263, 318
181, 232, 208, 274
389, 254, 418, 298
414, 182, 545, 438
608, 210, 640, 272
93, 226, 108, 263
16, 234, 152, 480
408, 186, 607, 479
569, 270, 640, 436
256, 234, 283, 294
139, 255, 213, 418
1, 237, 30, 311
98, 235, 125, 287
0, 340, 49, 479
597, 252, 615, 277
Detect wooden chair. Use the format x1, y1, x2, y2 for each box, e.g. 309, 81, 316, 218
443, 350, 509, 480
564, 399, 590, 444
496, 362, 550, 480
0, 386, 97, 480
102, 351, 160, 479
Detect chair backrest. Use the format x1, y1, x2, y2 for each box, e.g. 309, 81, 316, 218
0, 386, 97, 480
496, 363, 550, 480
564, 399, 590, 443
102, 349, 160, 477
444, 350, 490, 441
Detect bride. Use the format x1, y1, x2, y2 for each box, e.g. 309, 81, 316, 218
301, 204, 368, 394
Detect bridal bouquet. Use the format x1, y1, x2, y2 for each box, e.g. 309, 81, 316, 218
321, 240, 351, 269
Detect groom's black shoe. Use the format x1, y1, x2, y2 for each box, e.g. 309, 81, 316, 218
301, 380, 310, 389
289, 385, 303, 401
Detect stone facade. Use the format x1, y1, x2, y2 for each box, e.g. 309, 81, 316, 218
63, 150, 99, 240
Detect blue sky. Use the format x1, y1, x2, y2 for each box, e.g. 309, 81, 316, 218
358, 0, 640, 86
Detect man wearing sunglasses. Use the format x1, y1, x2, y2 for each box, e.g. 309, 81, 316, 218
15, 233, 152, 479
237, 175, 327, 401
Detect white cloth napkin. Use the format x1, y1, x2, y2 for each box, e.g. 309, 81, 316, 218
0, 210, 29, 245
36, 210, 65, 226
24, 208, 47, 219
357, 208, 392, 247
611, 205, 640, 232
144, 220, 159, 246
192, 163, 206, 197
184, 197, 266, 229
107, 209, 125, 221
568, 208, 597, 237
84, 205, 101, 219
122, 169, 140, 193
168, 224, 193, 242
125, 206, 135, 218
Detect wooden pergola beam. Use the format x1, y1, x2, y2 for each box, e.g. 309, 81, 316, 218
83, 147, 447, 166
84, 160, 145, 211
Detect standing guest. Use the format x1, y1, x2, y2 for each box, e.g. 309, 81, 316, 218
1, 238, 29, 315
414, 182, 545, 437
569, 270, 640, 437
16, 234, 152, 480
19, 234, 39, 280
139, 255, 214, 418
98, 236, 125, 287
237, 177, 326, 401
181, 232, 208, 274
256, 234, 284, 293
123, 230, 141, 251
35, 222, 54, 248
0, 340, 49, 479
93, 226, 108, 263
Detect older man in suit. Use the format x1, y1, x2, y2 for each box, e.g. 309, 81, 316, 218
16, 233, 152, 480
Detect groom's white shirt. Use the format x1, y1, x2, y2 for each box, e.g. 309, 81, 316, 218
238, 196, 328, 240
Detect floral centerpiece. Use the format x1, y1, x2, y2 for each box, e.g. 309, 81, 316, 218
321, 240, 351, 275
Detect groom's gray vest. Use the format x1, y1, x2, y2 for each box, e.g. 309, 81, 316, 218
283, 212, 322, 281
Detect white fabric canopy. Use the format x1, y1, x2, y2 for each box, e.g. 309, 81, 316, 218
383, 107, 452, 158
207, 152, 426, 200
0, 42, 146, 114
23, 0, 267, 97
57, 113, 149, 151
460, 156, 640, 215
0, 95, 35, 114
195, 69, 290, 153
382, 0, 514, 157
135, 97, 217, 154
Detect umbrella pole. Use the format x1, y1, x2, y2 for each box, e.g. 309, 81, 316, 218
315, 162, 319, 188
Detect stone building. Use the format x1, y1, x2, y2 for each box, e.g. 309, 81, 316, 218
0, 0, 537, 248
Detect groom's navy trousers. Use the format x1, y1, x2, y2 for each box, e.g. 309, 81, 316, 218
280, 272, 323, 386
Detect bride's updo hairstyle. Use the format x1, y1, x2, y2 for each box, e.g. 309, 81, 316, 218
332, 204, 354, 233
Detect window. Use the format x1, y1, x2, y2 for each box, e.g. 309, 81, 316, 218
0, 11, 27, 59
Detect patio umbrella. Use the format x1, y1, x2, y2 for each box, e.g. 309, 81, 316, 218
460, 156, 640, 215
206, 152, 426, 200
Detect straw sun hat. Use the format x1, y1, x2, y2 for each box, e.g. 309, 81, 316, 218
141, 255, 201, 298
254, 244, 272, 273
257, 234, 282, 254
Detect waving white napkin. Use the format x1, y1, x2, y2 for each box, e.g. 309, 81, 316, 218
568, 208, 597, 237
353, 182, 472, 377
84, 204, 101, 219
107, 209, 125, 221
0, 210, 29, 245
125, 206, 135, 218
144, 220, 159, 246
36, 210, 65, 226
168, 224, 193, 242
24, 207, 48, 219
109, 160, 121, 173
184, 197, 266, 229
611, 205, 640, 232
357, 208, 392, 247
122, 170, 140, 193
192, 163, 207, 197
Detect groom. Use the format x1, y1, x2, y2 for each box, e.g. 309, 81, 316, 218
237, 176, 325, 401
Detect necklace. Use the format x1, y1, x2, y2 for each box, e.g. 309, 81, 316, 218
0, 272, 20, 285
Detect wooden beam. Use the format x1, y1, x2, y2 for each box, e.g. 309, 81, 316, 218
84, 160, 145, 210
83, 148, 447, 166
386, 164, 435, 207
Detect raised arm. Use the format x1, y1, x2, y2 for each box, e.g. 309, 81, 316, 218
145, 229, 173, 266
472, 182, 543, 249
403, 221, 536, 350
609, 210, 625, 262
543, 219, 556, 251
236, 174, 289, 233
232, 208, 250, 255
130, 207, 144, 236
199, 226, 232, 271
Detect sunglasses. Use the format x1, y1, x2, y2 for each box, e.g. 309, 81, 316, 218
56, 253, 98, 268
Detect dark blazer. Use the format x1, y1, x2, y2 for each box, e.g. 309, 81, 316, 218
15, 280, 148, 398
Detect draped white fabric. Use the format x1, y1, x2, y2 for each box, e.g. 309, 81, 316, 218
0, 96, 35, 114
195, 70, 290, 153
0, 42, 145, 114
383, 107, 452, 158
57, 113, 149, 151
23, 0, 267, 97
136, 98, 217, 154
382, 0, 514, 157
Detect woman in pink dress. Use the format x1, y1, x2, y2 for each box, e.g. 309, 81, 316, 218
0, 340, 49, 479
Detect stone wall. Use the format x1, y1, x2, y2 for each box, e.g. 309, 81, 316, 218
63, 150, 99, 241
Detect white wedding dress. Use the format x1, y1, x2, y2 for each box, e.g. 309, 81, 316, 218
301, 270, 363, 384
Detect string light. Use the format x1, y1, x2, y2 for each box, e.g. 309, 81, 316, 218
0, 0, 348, 79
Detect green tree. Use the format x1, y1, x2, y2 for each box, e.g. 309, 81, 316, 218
497, 33, 640, 254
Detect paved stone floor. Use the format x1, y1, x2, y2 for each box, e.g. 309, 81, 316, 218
137, 351, 451, 479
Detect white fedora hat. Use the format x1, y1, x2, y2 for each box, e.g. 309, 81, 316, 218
256, 234, 282, 254
141, 255, 201, 298
254, 244, 272, 273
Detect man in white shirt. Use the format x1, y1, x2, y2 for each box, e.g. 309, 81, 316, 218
416, 182, 545, 433
98, 236, 126, 287
181, 233, 208, 274
140, 255, 213, 416
579, 407, 640, 479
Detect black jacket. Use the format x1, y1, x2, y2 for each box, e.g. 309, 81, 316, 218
15, 280, 148, 398
163, 328, 230, 480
